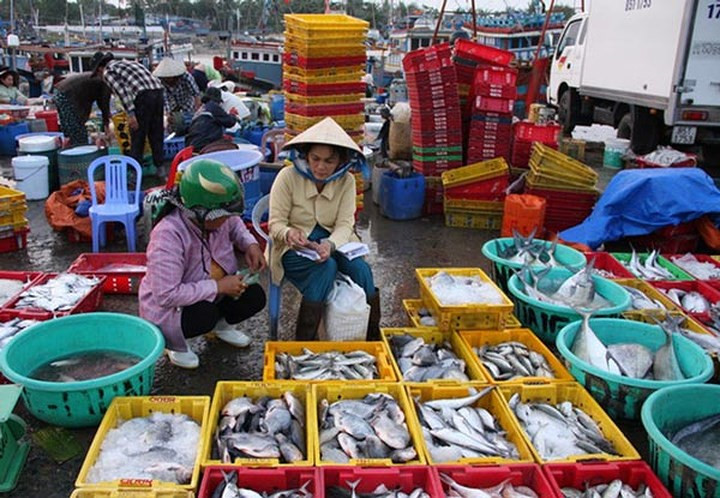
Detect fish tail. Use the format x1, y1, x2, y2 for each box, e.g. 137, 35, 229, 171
345, 479, 361, 490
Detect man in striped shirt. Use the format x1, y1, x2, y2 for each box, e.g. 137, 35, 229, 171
90, 51, 165, 167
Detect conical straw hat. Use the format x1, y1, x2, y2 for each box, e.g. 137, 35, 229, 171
283, 117, 362, 154
153, 58, 186, 78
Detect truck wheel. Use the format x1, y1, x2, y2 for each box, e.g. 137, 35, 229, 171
558, 90, 578, 135
703, 145, 720, 168
629, 106, 660, 155
617, 113, 632, 139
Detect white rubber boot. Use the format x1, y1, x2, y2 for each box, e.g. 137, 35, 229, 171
167, 349, 199, 369
214, 318, 251, 348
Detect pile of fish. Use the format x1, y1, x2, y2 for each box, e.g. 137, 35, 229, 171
95, 263, 148, 273
14, 273, 100, 312
441, 474, 539, 498
87, 412, 200, 484
621, 250, 675, 281
670, 253, 720, 280
426, 272, 504, 306
494, 230, 559, 267
593, 268, 619, 279
414, 386, 519, 463
387, 333, 469, 382
571, 311, 686, 380
318, 393, 417, 464
669, 413, 720, 469
213, 392, 306, 464
659, 286, 711, 313
662, 315, 720, 356
274, 348, 379, 381
516, 263, 611, 311
471, 342, 555, 380
414, 305, 437, 327
561, 480, 655, 498
0, 318, 39, 350
639, 146, 693, 167
30, 350, 142, 382
620, 285, 667, 311
507, 393, 618, 460
0, 278, 25, 304
327, 482, 428, 498
209, 471, 312, 498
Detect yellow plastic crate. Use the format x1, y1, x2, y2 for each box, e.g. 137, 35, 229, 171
0, 186, 25, 213
504, 314, 522, 329
498, 383, 641, 463
284, 65, 366, 79
71, 490, 193, 497
262, 341, 397, 382
284, 34, 367, 48
441, 158, 509, 189
416, 268, 514, 331
443, 198, 504, 212
311, 382, 426, 466
75, 396, 210, 492
713, 255, 720, 264
530, 143, 598, 181
202, 382, 313, 468
380, 328, 489, 383
284, 14, 369, 37
284, 44, 366, 58
0, 213, 28, 231
285, 92, 365, 105
444, 209, 503, 230
405, 383, 535, 465
615, 279, 685, 322
285, 113, 365, 131
404, 299, 521, 330
458, 329, 574, 384
284, 70, 365, 85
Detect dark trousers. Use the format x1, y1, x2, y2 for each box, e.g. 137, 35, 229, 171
131, 89, 165, 168
180, 284, 266, 338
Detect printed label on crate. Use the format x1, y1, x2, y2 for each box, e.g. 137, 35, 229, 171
234, 458, 279, 465
148, 396, 177, 404
351, 458, 392, 466
119, 479, 154, 487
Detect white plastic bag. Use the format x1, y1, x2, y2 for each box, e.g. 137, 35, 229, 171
321, 273, 370, 341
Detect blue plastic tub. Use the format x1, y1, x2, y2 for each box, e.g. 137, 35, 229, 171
270, 94, 284, 121
163, 136, 185, 161
380, 171, 425, 221
557, 318, 713, 420
0, 123, 30, 156
179, 149, 264, 218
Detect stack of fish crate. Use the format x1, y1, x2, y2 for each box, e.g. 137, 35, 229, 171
283, 14, 368, 145
440, 158, 510, 230
0, 186, 29, 253
404, 44, 463, 178
511, 121, 562, 169
524, 143, 599, 233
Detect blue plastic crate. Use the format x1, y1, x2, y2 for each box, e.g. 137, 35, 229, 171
163, 136, 185, 161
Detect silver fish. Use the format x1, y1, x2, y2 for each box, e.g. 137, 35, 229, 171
653, 322, 685, 381
571, 310, 619, 374
669, 413, 720, 470
14, 273, 100, 312
473, 342, 555, 380
621, 285, 665, 311
561, 479, 655, 498
388, 333, 470, 382
274, 348, 379, 381
624, 249, 674, 281
671, 253, 720, 280
606, 343, 654, 379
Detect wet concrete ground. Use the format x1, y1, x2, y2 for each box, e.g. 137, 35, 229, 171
0, 164, 643, 497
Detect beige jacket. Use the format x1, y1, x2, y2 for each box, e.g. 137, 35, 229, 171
268, 165, 359, 284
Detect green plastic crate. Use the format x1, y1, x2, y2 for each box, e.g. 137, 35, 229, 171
611, 253, 694, 281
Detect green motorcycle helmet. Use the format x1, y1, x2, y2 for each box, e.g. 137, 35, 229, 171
179, 159, 244, 221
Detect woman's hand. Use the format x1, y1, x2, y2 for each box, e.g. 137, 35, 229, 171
315, 240, 332, 263
217, 274, 247, 297
285, 228, 308, 249
245, 243, 267, 272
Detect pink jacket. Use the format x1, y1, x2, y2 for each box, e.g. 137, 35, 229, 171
139, 209, 258, 351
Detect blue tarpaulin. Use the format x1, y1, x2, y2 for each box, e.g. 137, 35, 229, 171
560, 168, 720, 249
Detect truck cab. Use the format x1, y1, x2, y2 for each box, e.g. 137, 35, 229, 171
547, 13, 587, 110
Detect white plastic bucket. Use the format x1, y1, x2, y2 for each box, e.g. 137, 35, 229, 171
18, 135, 57, 153
12, 155, 49, 200
603, 137, 630, 169
372, 165, 386, 205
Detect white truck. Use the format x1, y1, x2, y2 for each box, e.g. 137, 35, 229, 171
547, 0, 720, 162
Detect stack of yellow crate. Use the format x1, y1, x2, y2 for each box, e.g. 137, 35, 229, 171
0, 186, 29, 253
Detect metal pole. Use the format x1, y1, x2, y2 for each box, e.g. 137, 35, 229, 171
10, 0, 14, 33
432, 0, 448, 45
470, 0, 478, 41
99, 0, 103, 43
525, 0, 556, 115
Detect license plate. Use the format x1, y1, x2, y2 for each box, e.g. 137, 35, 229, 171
671, 126, 697, 144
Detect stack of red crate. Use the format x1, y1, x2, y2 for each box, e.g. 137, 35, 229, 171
511, 121, 562, 169
403, 44, 464, 178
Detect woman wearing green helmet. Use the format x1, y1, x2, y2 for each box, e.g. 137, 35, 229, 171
139, 159, 267, 369
269, 117, 380, 341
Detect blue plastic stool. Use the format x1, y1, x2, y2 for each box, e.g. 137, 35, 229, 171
251, 194, 281, 340
87, 155, 143, 252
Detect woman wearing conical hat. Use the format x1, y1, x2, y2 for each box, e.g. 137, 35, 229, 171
269, 117, 380, 341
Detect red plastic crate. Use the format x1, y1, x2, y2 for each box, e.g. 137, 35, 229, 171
323, 466, 443, 497
405, 61, 456, 78
655, 222, 697, 237
454, 39, 515, 67
2, 272, 106, 321
403, 43, 453, 72
283, 52, 366, 69
285, 102, 364, 117
445, 175, 509, 199
525, 186, 597, 207
413, 161, 463, 176
473, 65, 518, 87
514, 121, 562, 144
0, 271, 44, 308
666, 254, 720, 281
282, 80, 366, 96
0, 228, 29, 253
584, 252, 635, 279
471, 95, 514, 114
67, 253, 147, 295
634, 154, 697, 168
439, 464, 557, 497
649, 280, 720, 321
198, 467, 320, 498
470, 112, 514, 125
544, 462, 672, 498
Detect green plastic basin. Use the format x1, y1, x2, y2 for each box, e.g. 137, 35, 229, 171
642, 384, 720, 497
507, 267, 631, 344
0, 313, 164, 428
481, 237, 586, 294
557, 318, 713, 420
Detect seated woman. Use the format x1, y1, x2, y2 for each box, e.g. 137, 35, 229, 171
139, 159, 267, 369
185, 87, 239, 153
268, 117, 380, 341
0, 66, 40, 105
